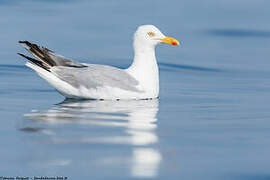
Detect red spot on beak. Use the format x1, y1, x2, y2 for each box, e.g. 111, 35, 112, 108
172, 42, 177, 45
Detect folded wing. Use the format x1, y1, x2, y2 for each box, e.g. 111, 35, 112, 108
18, 41, 139, 92
51, 64, 140, 92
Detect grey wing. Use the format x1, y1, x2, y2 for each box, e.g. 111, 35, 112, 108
18, 41, 139, 91
51, 64, 140, 92
47, 51, 87, 67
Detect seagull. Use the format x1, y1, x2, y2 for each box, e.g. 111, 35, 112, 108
18, 25, 179, 100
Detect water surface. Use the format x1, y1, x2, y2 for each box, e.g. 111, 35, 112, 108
0, 0, 270, 179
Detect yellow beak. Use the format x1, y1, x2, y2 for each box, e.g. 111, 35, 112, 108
160, 36, 179, 46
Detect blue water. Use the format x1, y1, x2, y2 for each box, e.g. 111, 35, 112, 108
1, 0, 270, 179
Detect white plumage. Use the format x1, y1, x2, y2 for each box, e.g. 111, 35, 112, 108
18, 25, 179, 100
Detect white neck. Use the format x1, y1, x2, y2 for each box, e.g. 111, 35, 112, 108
126, 42, 159, 98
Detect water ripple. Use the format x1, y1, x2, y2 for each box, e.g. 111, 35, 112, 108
159, 62, 221, 72
0, 0, 76, 6
207, 29, 270, 38
228, 174, 270, 180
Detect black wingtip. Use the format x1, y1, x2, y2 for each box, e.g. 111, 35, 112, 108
17, 52, 50, 71
17, 52, 32, 60
17, 52, 34, 61
17, 52, 25, 57
18, 40, 30, 44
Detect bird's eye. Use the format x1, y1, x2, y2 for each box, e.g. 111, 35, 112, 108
147, 32, 155, 37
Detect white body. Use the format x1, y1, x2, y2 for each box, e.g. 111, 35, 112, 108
26, 55, 159, 100
23, 25, 177, 100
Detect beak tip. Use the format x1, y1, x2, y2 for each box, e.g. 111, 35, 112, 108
172, 40, 180, 46
160, 37, 180, 46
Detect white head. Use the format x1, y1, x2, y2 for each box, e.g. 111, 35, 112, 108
133, 25, 179, 50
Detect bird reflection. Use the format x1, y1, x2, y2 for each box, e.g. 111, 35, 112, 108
22, 98, 161, 178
